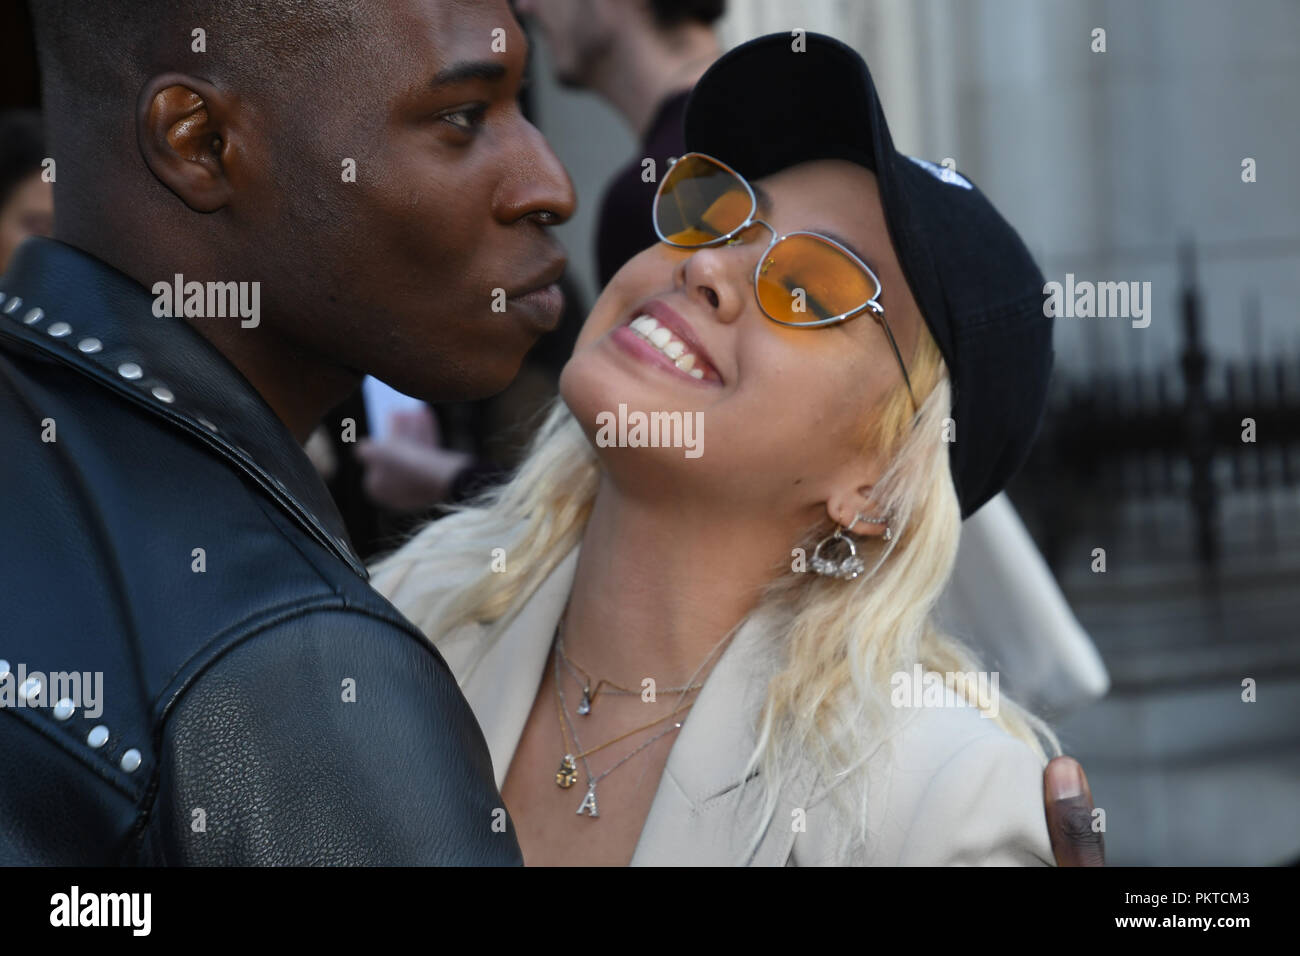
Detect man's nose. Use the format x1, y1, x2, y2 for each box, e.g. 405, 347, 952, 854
498, 121, 577, 226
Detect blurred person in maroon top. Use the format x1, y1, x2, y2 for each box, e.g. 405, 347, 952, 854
516, 0, 725, 287
0, 110, 53, 273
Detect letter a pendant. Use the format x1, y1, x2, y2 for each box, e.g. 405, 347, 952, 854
576, 782, 599, 818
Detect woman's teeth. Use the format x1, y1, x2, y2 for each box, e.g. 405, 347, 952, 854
628, 315, 706, 379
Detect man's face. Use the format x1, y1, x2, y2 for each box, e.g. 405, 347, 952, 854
231, 0, 576, 403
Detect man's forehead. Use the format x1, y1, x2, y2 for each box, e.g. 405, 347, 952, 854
391, 0, 526, 55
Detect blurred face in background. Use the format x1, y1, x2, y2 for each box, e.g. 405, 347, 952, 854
0, 172, 53, 273
514, 0, 623, 87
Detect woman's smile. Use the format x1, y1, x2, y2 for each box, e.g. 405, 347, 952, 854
608, 310, 725, 387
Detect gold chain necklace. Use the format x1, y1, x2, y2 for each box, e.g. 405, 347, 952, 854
550, 632, 698, 818
551, 670, 692, 787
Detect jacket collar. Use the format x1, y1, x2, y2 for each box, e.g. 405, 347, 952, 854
0, 238, 365, 577
455, 544, 821, 866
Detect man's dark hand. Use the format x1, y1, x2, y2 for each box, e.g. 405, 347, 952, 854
1044, 755, 1105, 866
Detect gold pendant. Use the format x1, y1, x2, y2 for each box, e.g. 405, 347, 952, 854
555, 754, 578, 788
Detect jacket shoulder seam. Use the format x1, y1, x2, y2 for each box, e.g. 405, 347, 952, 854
127, 599, 436, 860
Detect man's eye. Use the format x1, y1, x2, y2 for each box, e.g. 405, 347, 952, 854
441, 105, 488, 133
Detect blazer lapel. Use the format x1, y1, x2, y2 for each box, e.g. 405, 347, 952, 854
629, 610, 822, 867
449, 548, 581, 791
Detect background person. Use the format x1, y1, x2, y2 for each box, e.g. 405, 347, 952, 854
516, 0, 725, 287
0, 109, 52, 273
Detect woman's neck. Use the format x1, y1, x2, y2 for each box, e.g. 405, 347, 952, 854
559, 475, 800, 688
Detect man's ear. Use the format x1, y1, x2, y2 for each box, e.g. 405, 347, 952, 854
137, 73, 238, 213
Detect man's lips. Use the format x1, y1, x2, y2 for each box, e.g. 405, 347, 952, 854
509, 283, 565, 331
509, 255, 568, 300
619, 299, 724, 383
506, 256, 568, 332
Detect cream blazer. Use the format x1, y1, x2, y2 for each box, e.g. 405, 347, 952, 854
374, 545, 1054, 867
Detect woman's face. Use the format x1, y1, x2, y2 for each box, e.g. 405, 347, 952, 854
559, 159, 925, 522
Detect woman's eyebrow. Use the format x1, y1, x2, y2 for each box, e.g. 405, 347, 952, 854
818, 228, 878, 271
751, 181, 879, 271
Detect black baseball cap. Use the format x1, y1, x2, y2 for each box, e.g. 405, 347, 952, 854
683, 33, 1054, 520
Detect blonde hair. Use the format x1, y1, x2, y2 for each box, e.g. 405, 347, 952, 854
371, 324, 1059, 862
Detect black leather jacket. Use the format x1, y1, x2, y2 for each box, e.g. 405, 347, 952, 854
0, 239, 522, 865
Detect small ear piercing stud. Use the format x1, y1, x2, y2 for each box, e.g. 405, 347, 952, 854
849, 512, 893, 543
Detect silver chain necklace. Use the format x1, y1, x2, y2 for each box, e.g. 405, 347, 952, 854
556, 627, 703, 715
553, 648, 687, 819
